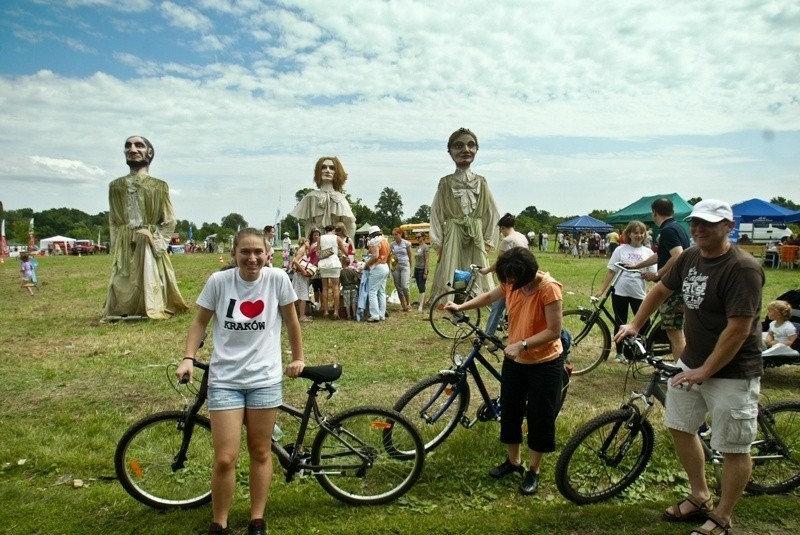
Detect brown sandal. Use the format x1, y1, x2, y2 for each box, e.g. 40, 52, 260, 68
690, 512, 731, 535
663, 494, 714, 522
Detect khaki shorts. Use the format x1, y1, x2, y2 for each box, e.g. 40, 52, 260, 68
664, 371, 760, 454
659, 292, 685, 330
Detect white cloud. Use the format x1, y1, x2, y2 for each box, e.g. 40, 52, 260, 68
159, 1, 214, 33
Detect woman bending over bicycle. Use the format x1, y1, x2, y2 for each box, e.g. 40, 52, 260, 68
175, 227, 305, 535
445, 247, 563, 496
594, 220, 656, 362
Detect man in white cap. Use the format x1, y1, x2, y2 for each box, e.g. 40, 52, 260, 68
616, 199, 764, 535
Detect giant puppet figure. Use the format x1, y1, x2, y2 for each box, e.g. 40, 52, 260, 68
289, 156, 356, 242
428, 127, 500, 301
103, 136, 188, 320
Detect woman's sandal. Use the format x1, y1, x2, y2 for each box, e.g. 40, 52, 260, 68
663, 494, 714, 522
690, 512, 732, 535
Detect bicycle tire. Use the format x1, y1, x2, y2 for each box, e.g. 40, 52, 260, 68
392, 374, 470, 453
561, 309, 611, 375
746, 400, 800, 494
312, 406, 424, 505
555, 407, 655, 504
115, 411, 213, 509
429, 290, 479, 339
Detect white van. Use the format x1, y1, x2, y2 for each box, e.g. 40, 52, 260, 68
737, 220, 792, 244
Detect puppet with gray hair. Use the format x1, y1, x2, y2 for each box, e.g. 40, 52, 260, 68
103, 136, 187, 320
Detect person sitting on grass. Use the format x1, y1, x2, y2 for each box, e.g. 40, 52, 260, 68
762, 300, 797, 350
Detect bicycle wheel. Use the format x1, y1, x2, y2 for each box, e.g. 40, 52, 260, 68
561, 309, 611, 375
312, 406, 424, 505
429, 290, 479, 339
746, 401, 800, 494
555, 408, 655, 504
392, 374, 470, 453
115, 411, 213, 509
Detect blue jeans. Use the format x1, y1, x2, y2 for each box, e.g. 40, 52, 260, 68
367, 263, 390, 320
484, 296, 506, 338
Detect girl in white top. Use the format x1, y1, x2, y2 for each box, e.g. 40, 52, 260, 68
594, 221, 656, 361
176, 228, 305, 534
763, 300, 798, 349
317, 225, 348, 318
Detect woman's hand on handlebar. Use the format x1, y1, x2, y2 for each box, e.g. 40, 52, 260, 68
176, 358, 194, 384
443, 301, 461, 313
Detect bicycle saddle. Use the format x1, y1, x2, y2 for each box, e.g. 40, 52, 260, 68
300, 364, 343, 383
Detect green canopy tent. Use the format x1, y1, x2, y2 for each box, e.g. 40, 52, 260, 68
606, 193, 693, 225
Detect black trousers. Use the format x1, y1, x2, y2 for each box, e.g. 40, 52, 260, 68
499, 357, 562, 453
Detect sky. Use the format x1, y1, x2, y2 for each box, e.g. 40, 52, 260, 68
1, 0, 799, 229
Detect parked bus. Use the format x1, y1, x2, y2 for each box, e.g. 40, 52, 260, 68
399, 223, 430, 244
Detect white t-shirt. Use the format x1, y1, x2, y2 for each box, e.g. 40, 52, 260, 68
607, 244, 656, 299
500, 230, 529, 254
197, 267, 298, 389
768, 320, 797, 345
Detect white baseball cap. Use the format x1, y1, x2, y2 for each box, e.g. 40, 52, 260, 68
368, 225, 382, 235
684, 199, 733, 223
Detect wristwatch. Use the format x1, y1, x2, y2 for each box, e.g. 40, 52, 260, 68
521, 339, 528, 351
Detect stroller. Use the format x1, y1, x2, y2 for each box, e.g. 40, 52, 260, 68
761, 289, 800, 369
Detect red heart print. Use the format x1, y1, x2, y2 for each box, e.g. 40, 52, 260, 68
240, 300, 264, 318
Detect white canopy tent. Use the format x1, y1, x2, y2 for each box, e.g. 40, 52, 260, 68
39, 235, 77, 252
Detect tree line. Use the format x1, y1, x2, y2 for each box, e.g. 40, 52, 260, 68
2, 194, 797, 246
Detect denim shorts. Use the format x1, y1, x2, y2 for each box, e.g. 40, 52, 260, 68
664, 372, 760, 454
207, 383, 283, 411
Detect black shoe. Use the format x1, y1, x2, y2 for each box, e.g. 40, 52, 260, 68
488, 457, 524, 479
520, 469, 539, 495
248, 519, 267, 535
208, 523, 230, 535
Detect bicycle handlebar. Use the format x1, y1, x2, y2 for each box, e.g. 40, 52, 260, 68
614, 261, 642, 274
622, 336, 681, 377
447, 311, 506, 349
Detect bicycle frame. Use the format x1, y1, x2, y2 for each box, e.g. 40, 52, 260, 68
184, 360, 376, 482
448, 335, 504, 428
617, 340, 794, 470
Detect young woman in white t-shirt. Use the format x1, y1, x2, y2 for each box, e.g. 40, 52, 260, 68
594, 220, 656, 361
176, 228, 305, 535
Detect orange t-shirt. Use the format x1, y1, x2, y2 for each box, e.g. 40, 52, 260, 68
502, 272, 563, 364
376, 238, 389, 263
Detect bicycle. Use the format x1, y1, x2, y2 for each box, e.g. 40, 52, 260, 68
392, 311, 572, 453
554, 336, 800, 504
428, 264, 508, 339
562, 262, 671, 375
115, 359, 425, 509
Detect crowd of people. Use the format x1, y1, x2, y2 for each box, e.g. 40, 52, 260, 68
90, 130, 781, 535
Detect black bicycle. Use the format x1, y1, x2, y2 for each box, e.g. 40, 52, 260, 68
428, 264, 508, 339
555, 336, 800, 504
562, 262, 671, 375
392, 311, 572, 453
115, 360, 425, 509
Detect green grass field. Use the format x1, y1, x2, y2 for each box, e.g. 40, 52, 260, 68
1, 251, 798, 534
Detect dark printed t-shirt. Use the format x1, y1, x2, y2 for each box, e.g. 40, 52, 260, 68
662, 246, 764, 379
